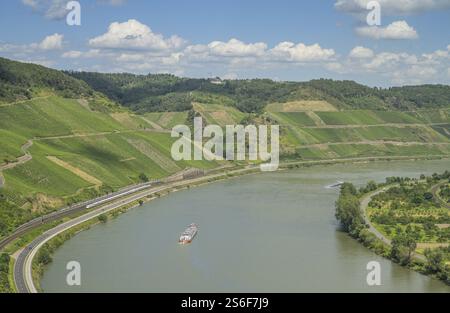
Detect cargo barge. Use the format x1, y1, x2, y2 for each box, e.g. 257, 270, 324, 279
179, 223, 198, 244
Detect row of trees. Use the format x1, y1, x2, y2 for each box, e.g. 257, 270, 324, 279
0, 253, 11, 293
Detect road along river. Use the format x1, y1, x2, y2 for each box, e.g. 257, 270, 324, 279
40, 159, 450, 292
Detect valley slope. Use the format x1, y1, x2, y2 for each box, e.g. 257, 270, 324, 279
0, 57, 449, 242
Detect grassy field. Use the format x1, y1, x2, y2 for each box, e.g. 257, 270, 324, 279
267, 105, 450, 160
292, 143, 450, 160
0, 96, 219, 234
268, 112, 317, 127
266, 100, 337, 112
193, 102, 247, 127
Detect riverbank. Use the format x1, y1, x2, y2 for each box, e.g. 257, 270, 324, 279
39, 159, 450, 292
8, 155, 450, 293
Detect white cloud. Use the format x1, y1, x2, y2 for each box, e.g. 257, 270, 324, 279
363, 52, 417, 70
335, 0, 450, 15
207, 39, 267, 57
421, 49, 449, 65
269, 42, 335, 62
325, 45, 450, 85
392, 65, 438, 85
22, 0, 69, 20
36, 33, 64, 50
0, 33, 64, 54
89, 19, 186, 51
22, 0, 128, 20
61, 50, 82, 58
349, 46, 374, 58
182, 39, 335, 66
356, 20, 418, 39
183, 39, 267, 64
325, 62, 345, 73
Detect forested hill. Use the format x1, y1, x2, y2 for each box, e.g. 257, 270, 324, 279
68, 71, 450, 113
0, 57, 93, 103
0, 57, 448, 112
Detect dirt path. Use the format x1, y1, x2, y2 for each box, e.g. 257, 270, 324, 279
298, 122, 449, 129
299, 141, 450, 149
0, 96, 51, 107
46, 156, 103, 186
0, 140, 33, 171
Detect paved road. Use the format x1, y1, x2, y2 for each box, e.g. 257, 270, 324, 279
0, 140, 33, 171
15, 184, 165, 293
360, 186, 395, 246
360, 185, 426, 262
0, 182, 153, 251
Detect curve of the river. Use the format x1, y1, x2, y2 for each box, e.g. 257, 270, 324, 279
41, 159, 450, 292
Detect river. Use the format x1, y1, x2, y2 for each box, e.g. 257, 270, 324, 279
40, 159, 450, 292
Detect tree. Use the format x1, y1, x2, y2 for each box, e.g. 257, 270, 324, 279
424, 248, 444, 273
366, 181, 378, 192
335, 183, 364, 235
423, 192, 434, 201
98, 214, 108, 223
340, 182, 358, 196
139, 173, 149, 182
0, 254, 10, 273
391, 232, 417, 265
37, 246, 52, 265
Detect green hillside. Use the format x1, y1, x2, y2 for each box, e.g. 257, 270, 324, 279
266, 106, 450, 160
0, 57, 450, 241
0, 94, 217, 239
0, 57, 93, 103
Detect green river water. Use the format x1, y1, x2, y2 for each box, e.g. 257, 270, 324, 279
41, 159, 450, 292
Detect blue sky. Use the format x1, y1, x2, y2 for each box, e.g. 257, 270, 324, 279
0, 0, 449, 86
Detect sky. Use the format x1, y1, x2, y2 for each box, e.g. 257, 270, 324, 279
0, 0, 449, 87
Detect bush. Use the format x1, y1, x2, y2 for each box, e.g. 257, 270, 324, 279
139, 173, 149, 182
37, 246, 52, 265
98, 214, 108, 223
